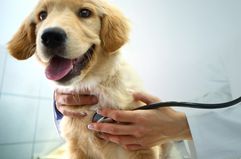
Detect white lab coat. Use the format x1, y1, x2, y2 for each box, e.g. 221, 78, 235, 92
185, 40, 241, 159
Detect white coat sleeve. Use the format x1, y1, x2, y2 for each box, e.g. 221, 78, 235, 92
185, 50, 241, 159
186, 105, 241, 159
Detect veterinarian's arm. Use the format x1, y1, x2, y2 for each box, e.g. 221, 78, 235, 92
87, 92, 192, 150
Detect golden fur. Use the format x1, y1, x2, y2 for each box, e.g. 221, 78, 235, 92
8, 0, 179, 158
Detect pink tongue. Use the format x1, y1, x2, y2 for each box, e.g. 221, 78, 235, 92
45, 56, 73, 81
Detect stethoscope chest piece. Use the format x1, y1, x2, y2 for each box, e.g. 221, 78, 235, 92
92, 113, 115, 123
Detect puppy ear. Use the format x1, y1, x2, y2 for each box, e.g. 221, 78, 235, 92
7, 15, 36, 60
100, 6, 129, 53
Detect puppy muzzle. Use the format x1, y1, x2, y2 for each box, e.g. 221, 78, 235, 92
41, 27, 67, 50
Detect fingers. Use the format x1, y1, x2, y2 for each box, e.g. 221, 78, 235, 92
98, 133, 141, 146
97, 133, 148, 151
54, 89, 98, 118
88, 122, 138, 135
55, 90, 98, 106
55, 89, 90, 95
97, 108, 139, 123
133, 92, 160, 105
124, 144, 147, 151
62, 110, 88, 119
57, 94, 97, 106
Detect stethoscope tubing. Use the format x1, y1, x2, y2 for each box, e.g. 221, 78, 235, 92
92, 96, 241, 123
135, 96, 241, 110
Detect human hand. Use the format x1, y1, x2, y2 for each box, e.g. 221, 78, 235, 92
87, 92, 192, 150
54, 89, 98, 118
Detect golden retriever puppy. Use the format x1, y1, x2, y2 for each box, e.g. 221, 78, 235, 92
8, 0, 180, 158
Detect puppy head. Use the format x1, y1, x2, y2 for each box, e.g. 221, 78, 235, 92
8, 0, 129, 84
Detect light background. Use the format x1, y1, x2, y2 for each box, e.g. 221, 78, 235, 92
1, 0, 241, 158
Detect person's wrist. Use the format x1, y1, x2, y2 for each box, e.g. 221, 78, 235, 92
176, 111, 192, 140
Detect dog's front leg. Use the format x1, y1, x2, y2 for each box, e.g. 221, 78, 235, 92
66, 139, 89, 159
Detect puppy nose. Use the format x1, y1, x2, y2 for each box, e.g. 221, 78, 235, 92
41, 27, 67, 49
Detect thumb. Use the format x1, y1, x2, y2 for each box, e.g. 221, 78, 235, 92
133, 92, 160, 105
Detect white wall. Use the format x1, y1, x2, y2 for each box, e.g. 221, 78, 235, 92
111, 0, 241, 101
1, 1, 38, 45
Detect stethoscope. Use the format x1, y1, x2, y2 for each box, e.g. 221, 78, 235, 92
92, 96, 241, 123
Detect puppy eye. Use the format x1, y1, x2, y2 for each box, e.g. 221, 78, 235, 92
39, 11, 48, 21
79, 9, 92, 18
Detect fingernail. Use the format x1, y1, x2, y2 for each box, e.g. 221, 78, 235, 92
80, 112, 87, 116
96, 109, 102, 115
88, 124, 95, 130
